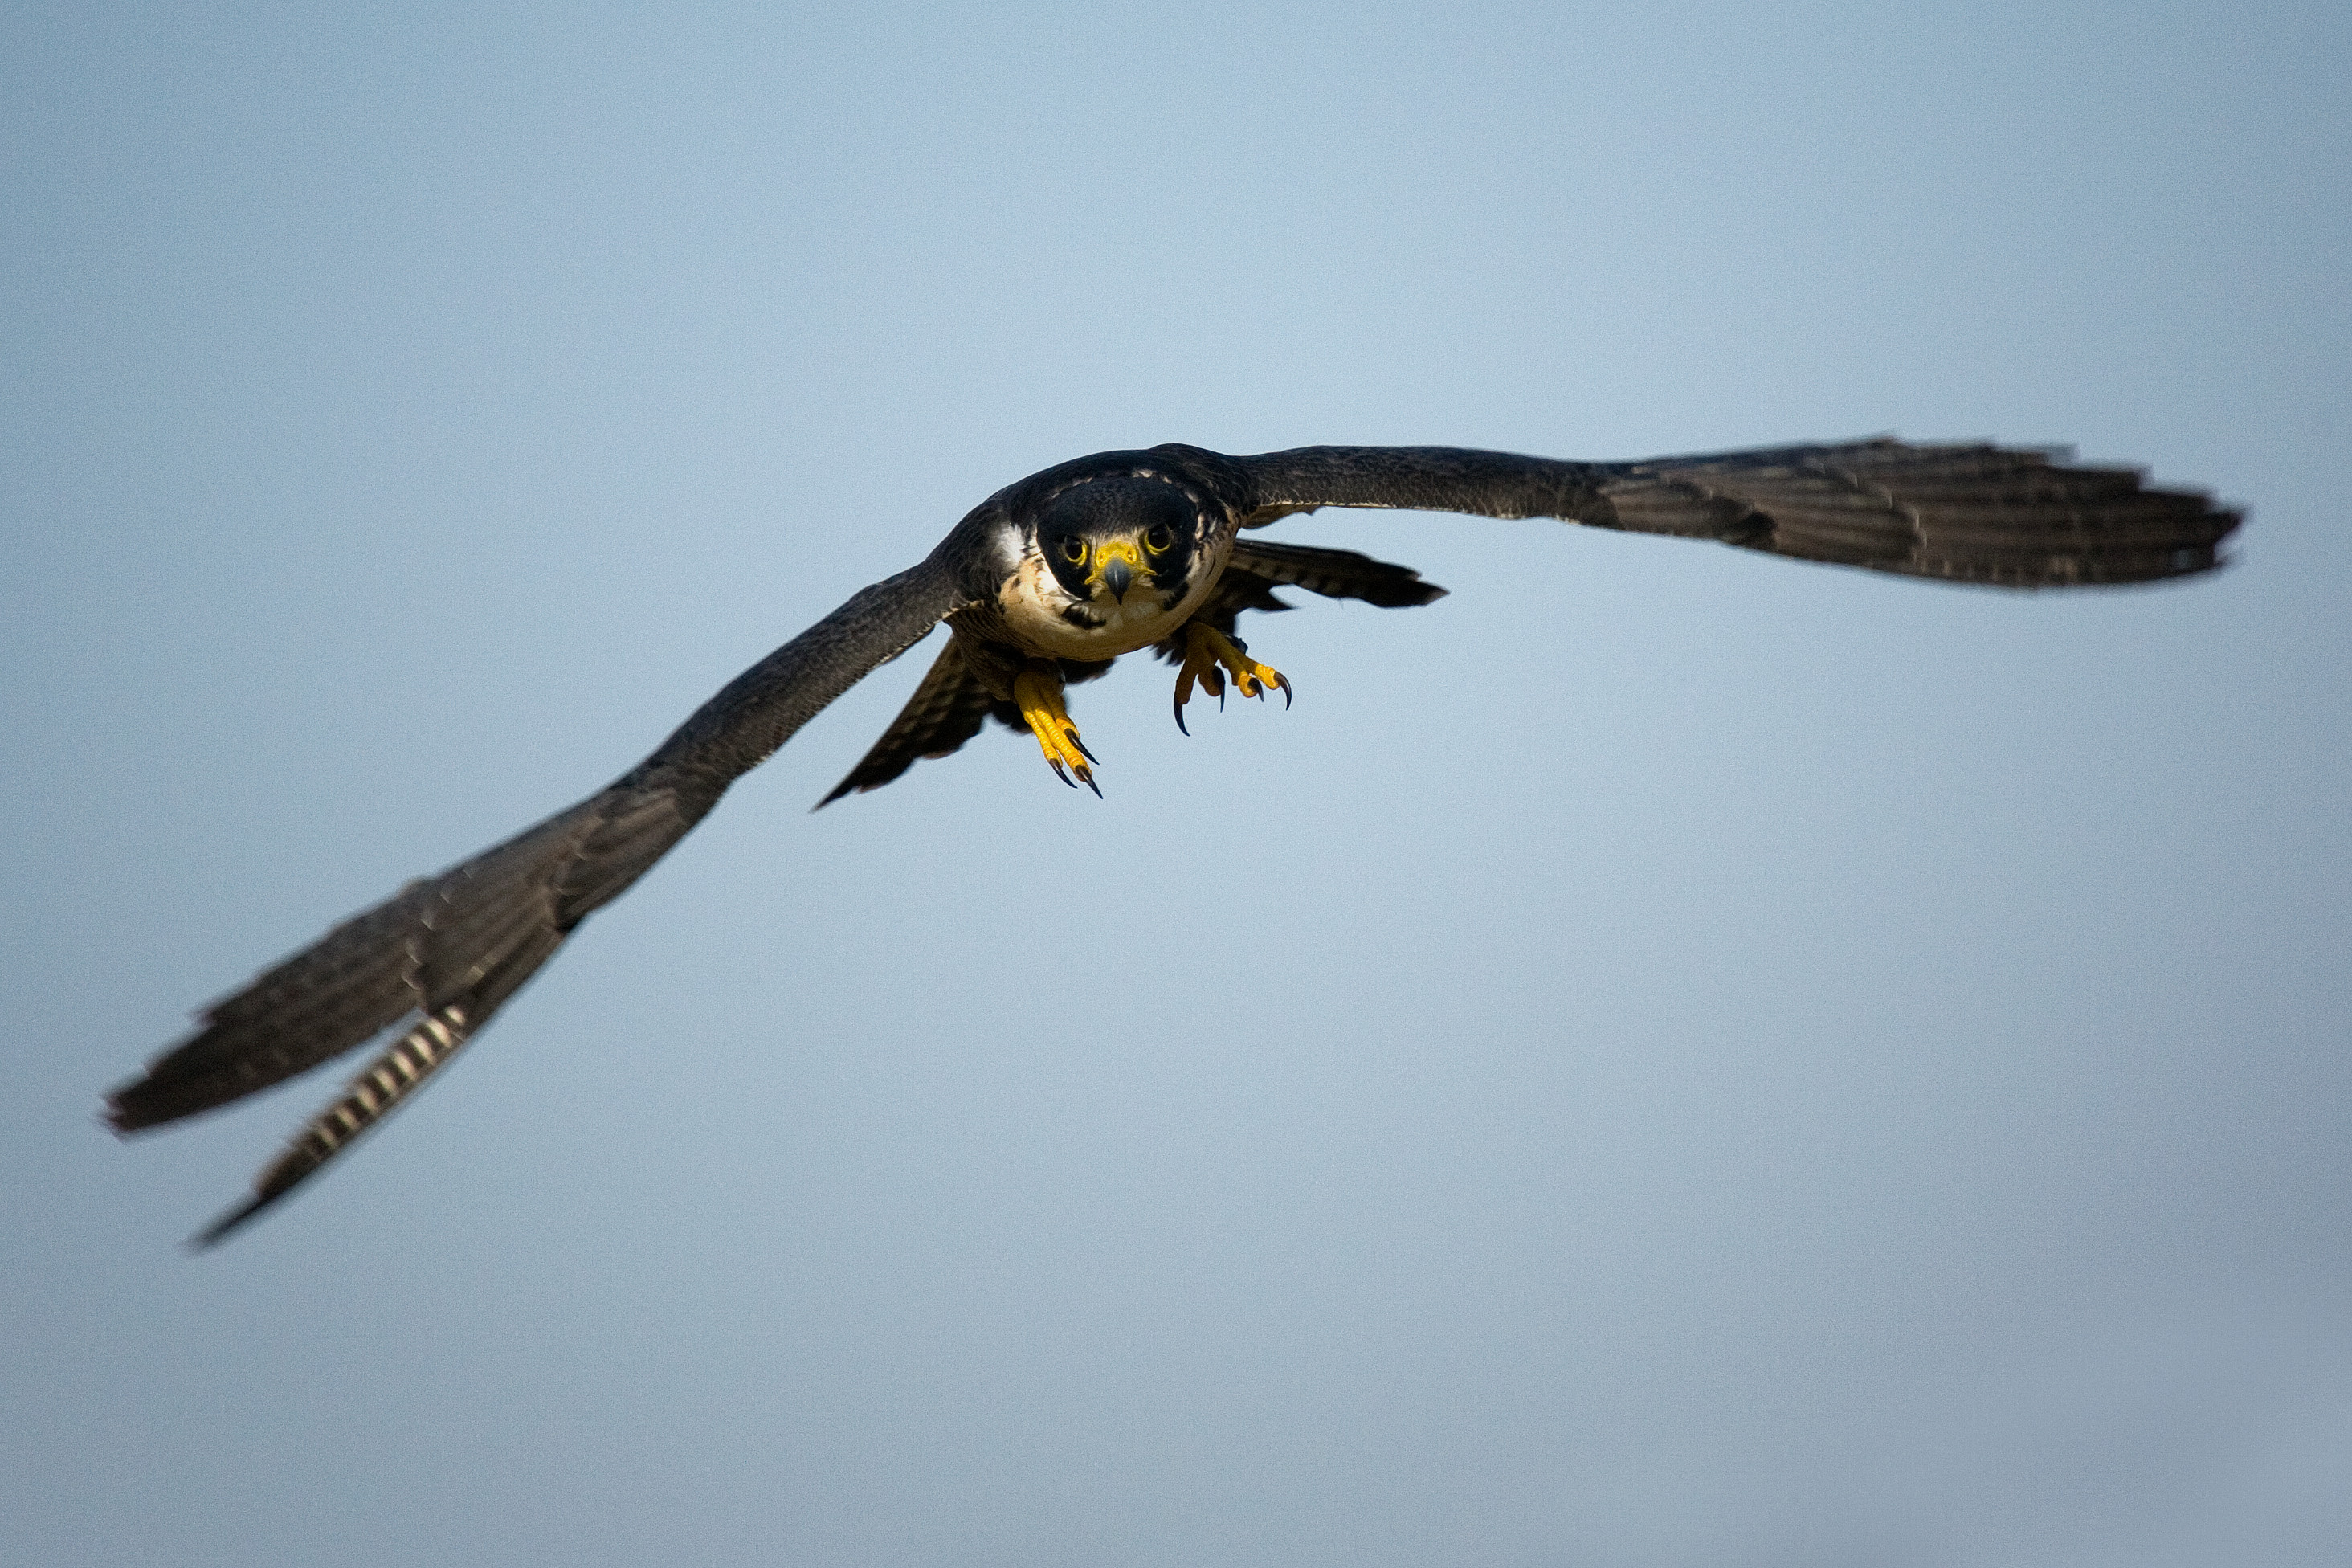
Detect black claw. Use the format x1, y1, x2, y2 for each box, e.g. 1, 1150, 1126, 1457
1047, 760, 1075, 789
1082, 774, 1103, 800
1279, 676, 1293, 709
1174, 696, 1190, 736
1070, 733, 1099, 765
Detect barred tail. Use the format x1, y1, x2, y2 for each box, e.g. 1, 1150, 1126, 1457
191, 1001, 483, 1248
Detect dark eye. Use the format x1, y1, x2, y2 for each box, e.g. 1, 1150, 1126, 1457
1059, 537, 1086, 564
1145, 525, 1174, 553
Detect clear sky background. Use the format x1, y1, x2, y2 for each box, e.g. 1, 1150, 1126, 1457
5, 3, 2346, 1565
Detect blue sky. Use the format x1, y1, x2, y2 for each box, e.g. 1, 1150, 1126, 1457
6, 4, 2348, 1564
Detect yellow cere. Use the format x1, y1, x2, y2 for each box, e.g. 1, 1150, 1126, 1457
1085, 537, 1142, 590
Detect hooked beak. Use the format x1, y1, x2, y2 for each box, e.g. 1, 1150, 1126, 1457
1100, 556, 1134, 602
1087, 538, 1142, 602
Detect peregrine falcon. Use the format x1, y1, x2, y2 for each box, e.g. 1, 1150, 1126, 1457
104, 438, 2241, 1244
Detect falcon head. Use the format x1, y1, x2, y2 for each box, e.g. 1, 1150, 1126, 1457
1035, 476, 1206, 609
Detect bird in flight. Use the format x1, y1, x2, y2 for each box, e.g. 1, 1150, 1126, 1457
105, 438, 2241, 1245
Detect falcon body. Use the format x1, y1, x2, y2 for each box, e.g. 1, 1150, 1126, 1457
105, 437, 2242, 1243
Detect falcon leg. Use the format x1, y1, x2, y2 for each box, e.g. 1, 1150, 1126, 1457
1172, 623, 1292, 735
1012, 662, 1101, 797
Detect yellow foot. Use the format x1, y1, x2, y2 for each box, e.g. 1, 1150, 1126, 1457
1013, 664, 1101, 796
1172, 623, 1292, 735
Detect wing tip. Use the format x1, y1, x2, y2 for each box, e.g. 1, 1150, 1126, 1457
102, 1078, 174, 1137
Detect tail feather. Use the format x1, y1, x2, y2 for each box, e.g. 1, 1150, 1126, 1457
190, 1001, 482, 1248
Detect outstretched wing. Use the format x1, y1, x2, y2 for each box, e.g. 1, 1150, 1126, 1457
109, 555, 970, 1244
1230, 439, 2240, 586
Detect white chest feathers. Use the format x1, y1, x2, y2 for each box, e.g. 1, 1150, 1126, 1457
996, 545, 1223, 660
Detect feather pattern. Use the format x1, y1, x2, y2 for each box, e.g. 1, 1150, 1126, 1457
191, 999, 484, 1247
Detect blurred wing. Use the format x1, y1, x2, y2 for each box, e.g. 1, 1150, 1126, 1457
110, 555, 970, 1244
1235, 439, 2241, 586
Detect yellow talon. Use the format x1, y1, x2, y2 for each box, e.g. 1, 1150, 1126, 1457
1173, 623, 1292, 735
1013, 664, 1100, 796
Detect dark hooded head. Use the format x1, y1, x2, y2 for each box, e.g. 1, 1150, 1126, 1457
1035, 476, 1203, 606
